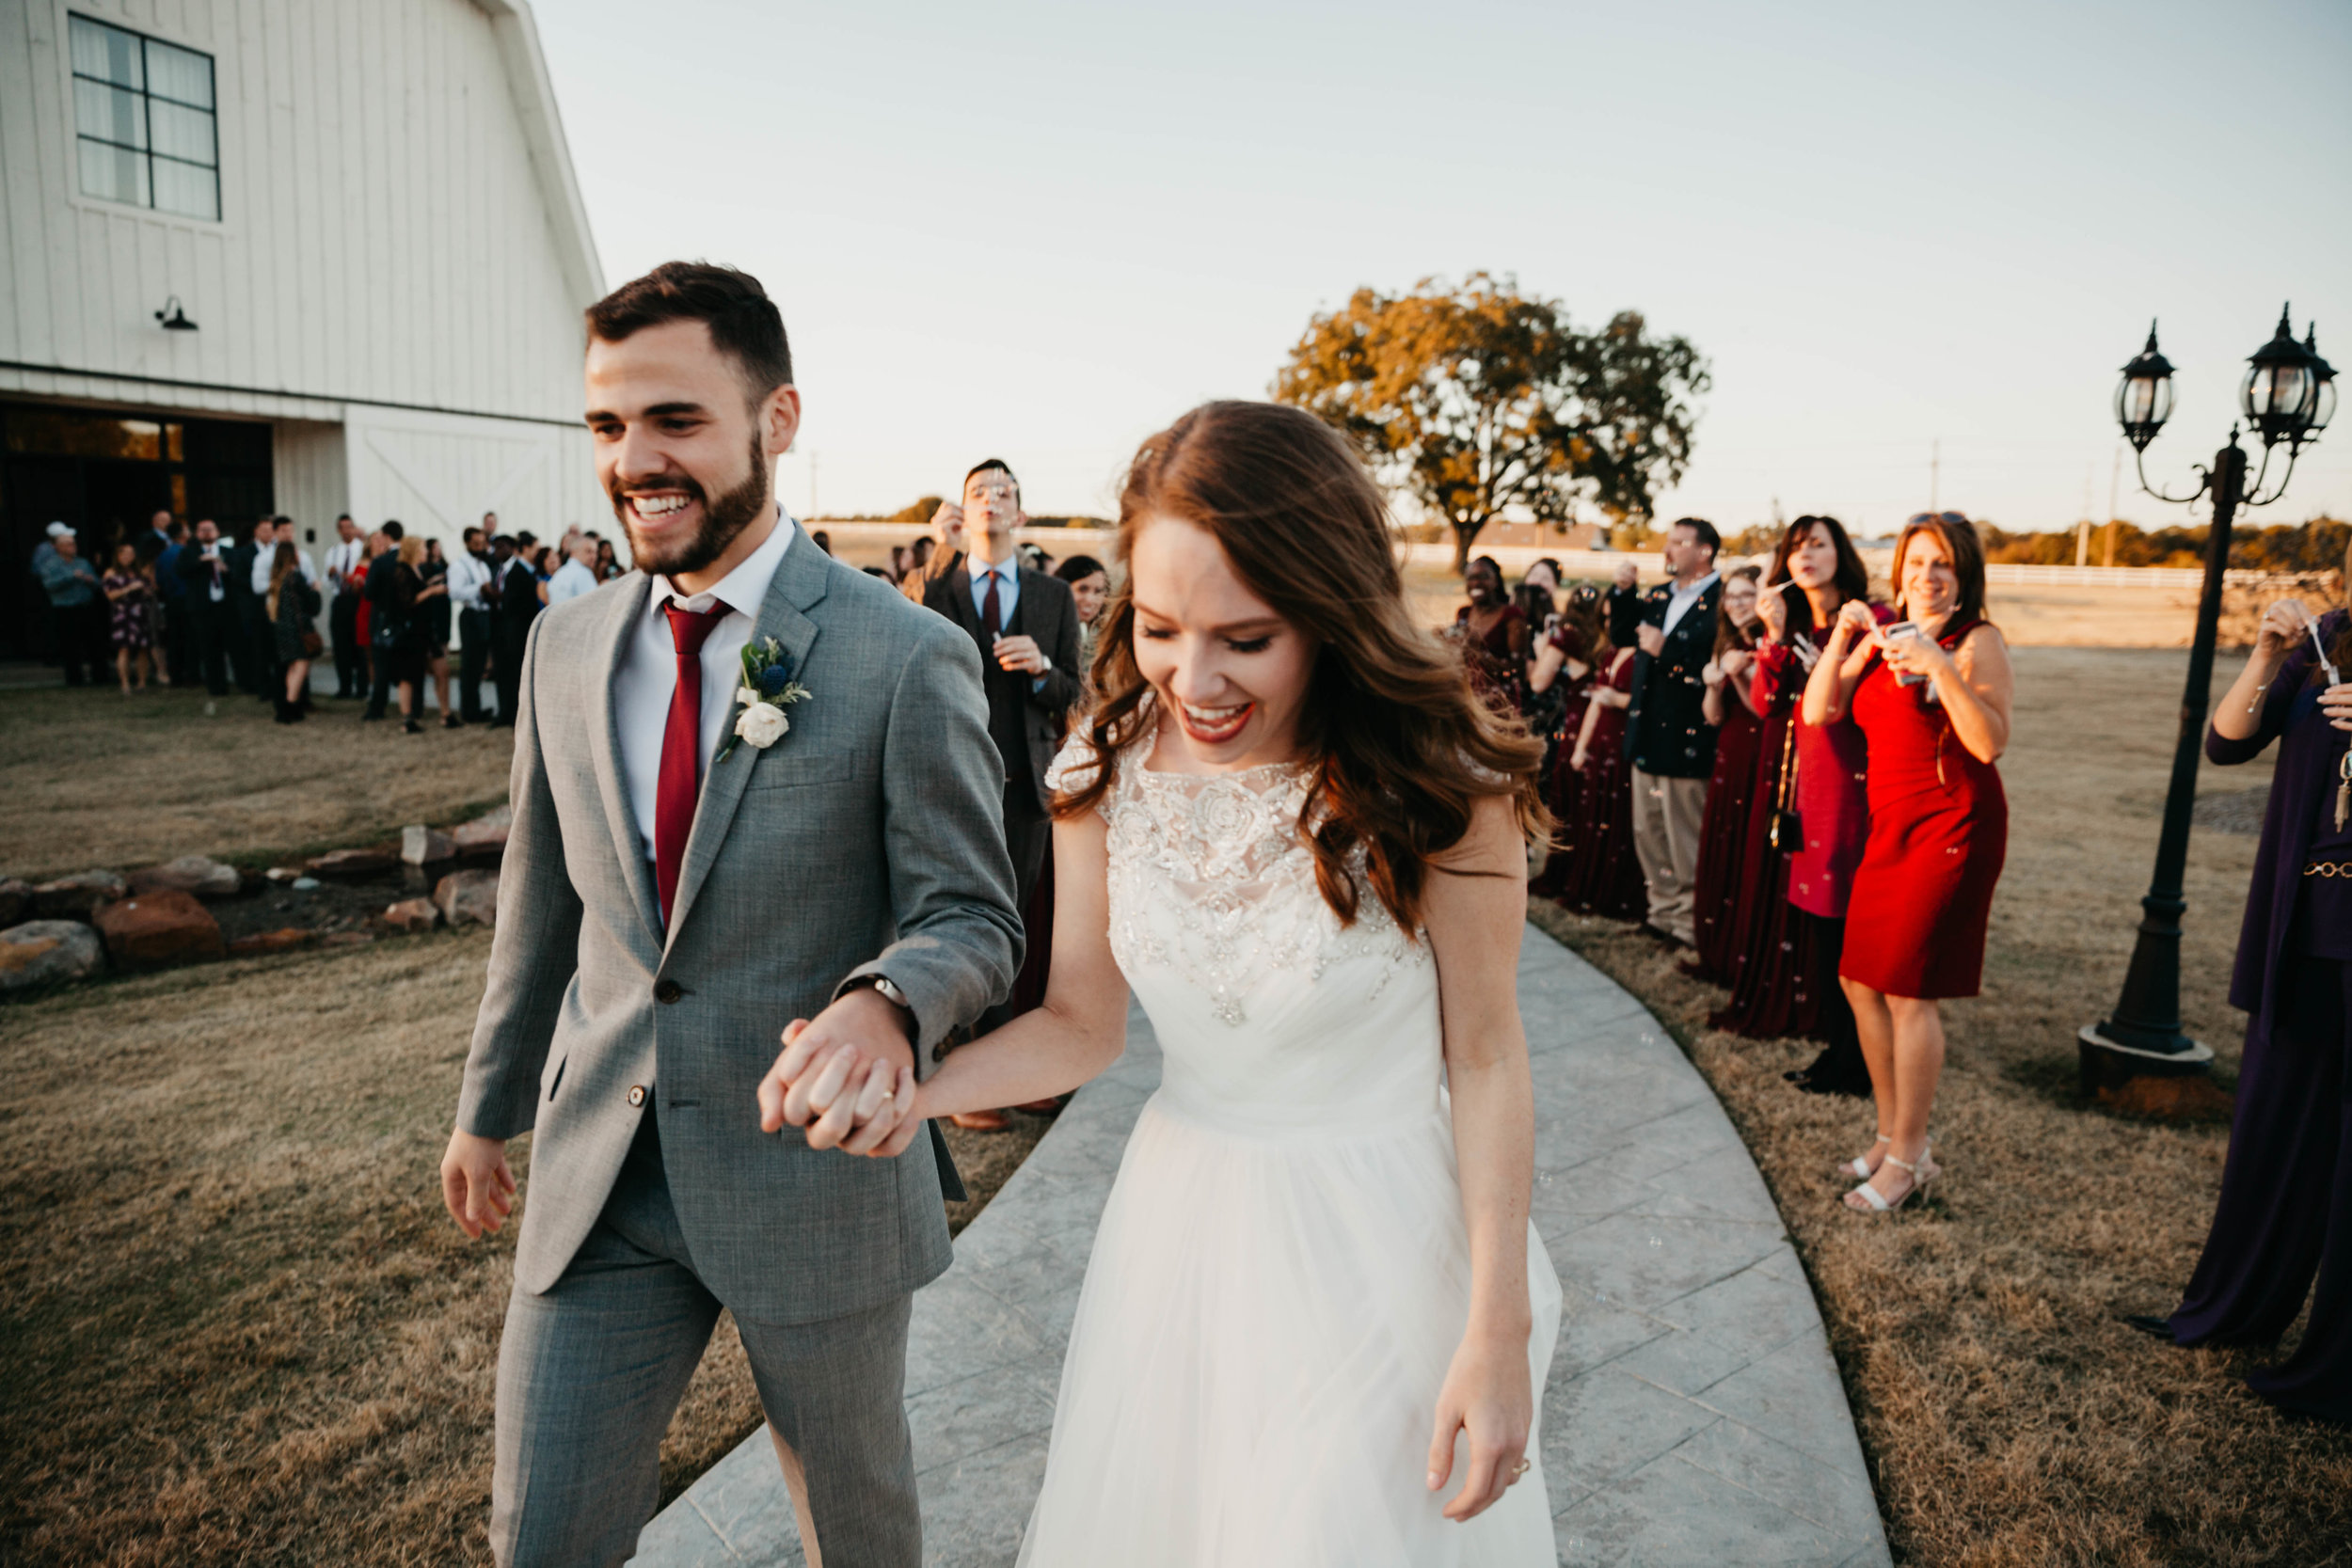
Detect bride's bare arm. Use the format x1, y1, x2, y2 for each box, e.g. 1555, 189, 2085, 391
844, 809, 1129, 1154
1422, 793, 1537, 1524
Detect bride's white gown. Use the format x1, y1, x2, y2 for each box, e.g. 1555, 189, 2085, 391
1019, 735, 1562, 1566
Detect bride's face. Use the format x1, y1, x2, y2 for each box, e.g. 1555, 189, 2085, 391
1128, 514, 1316, 770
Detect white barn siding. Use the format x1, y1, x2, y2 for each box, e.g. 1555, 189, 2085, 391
271, 416, 343, 537
0, 0, 603, 551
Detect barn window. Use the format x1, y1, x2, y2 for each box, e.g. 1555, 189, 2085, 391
70, 14, 219, 222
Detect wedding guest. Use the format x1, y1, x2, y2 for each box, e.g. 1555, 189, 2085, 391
136, 507, 174, 564
811, 529, 833, 556
1055, 553, 1110, 677
1528, 584, 1606, 899
903, 501, 965, 603
421, 538, 460, 727
231, 516, 279, 697
101, 542, 157, 695
268, 541, 322, 723
594, 537, 624, 582
2136, 578, 2352, 1423
1563, 630, 1645, 920
1687, 566, 1764, 980
887, 544, 912, 585
488, 533, 539, 728
920, 458, 1083, 1131
548, 536, 600, 606
1605, 557, 1642, 649
362, 522, 407, 721
153, 516, 189, 686
1710, 516, 1878, 1094
383, 535, 445, 736
175, 519, 237, 695
447, 525, 496, 723
1808, 512, 2011, 1212
324, 515, 368, 698
1454, 555, 1528, 714
1624, 518, 1723, 948
37, 528, 103, 687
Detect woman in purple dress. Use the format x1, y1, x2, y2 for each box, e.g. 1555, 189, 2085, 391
1527, 587, 1605, 899
1710, 517, 1877, 1102
101, 542, 157, 695
1687, 568, 1764, 981
1454, 555, 1529, 715
2140, 580, 2352, 1424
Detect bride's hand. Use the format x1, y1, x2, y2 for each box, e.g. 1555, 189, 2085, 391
1425, 1326, 1534, 1522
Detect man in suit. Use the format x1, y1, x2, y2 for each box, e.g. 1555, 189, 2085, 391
440, 262, 1021, 1568
1623, 516, 1723, 949
486, 531, 540, 728
918, 459, 1082, 1128
223, 517, 266, 696
325, 515, 369, 698
175, 517, 237, 696
360, 521, 406, 721
447, 521, 497, 722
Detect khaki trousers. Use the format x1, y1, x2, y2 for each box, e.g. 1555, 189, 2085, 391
1629, 768, 1709, 945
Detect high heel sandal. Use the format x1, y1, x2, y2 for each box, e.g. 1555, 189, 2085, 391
1839, 1132, 1890, 1180
1844, 1147, 1941, 1213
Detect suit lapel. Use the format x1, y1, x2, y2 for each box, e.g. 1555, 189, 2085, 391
665, 539, 832, 947
588, 573, 664, 946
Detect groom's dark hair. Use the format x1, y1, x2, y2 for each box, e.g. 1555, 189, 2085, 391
585, 261, 793, 402
964, 457, 1019, 501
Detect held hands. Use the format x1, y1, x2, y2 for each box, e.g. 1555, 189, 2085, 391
1425, 1326, 1534, 1523
758, 988, 923, 1158
2322, 682, 2352, 734
1635, 624, 1665, 657
1756, 585, 1788, 640
1701, 659, 1725, 689
1831, 597, 1878, 643
1720, 647, 1752, 682
1874, 622, 1952, 682
2255, 596, 2316, 663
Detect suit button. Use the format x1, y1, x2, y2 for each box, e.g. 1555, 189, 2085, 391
627, 1085, 646, 1107
654, 979, 683, 1004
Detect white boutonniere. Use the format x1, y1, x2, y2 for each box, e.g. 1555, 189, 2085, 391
720, 635, 811, 760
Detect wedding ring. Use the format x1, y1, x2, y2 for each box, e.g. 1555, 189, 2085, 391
1508, 1459, 1532, 1481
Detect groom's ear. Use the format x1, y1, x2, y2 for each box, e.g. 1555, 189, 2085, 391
758, 384, 803, 464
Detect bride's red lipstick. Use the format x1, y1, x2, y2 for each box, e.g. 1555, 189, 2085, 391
1175, 700, 1253, 745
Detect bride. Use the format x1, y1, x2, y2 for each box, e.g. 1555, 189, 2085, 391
792, 400, 1561, 1562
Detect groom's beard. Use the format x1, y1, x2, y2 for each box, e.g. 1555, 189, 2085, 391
612, 433, 771, 579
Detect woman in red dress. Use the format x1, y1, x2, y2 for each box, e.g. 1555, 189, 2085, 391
1527, 586, 1605, 898
1687, 568, 1764, 980
1709, 518, 1877, 1099
1808, 513, 2013, 1212
1563, 639, 1645, 921
1453, 554, 1529, 715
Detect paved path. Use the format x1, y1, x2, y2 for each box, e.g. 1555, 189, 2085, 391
637, 924, 1891, 1566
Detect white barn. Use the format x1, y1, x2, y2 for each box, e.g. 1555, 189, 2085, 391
0, 0, 605, 657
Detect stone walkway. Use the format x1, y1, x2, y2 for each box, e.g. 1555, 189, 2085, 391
636, 923, 1891, 1566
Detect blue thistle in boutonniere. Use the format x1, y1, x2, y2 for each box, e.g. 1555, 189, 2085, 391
720, 636, 811, 760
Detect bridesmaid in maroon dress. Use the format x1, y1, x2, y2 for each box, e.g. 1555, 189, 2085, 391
1809, 513, 2013, 1212
1453, 554, 1529, 715
1564, 641, 1645, 920
1710, 518, 1876, 1098
1687, 568, 1764, 980
1528, 586, 1605, 899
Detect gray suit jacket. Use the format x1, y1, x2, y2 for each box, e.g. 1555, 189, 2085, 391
455, 534, 1024, 1324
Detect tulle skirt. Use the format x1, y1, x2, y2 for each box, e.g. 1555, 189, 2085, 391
1017, 1095, 1563, 1567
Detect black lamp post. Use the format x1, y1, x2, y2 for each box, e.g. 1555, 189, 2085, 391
2078, 305, 2333, 1093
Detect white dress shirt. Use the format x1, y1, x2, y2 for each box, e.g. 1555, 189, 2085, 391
445, 547, 494, 611
326, 537, 367, 594
547, 558, 599, 606
1660, 569, 1720, 640
613, 515, 798, 863
252, 543, 319, 594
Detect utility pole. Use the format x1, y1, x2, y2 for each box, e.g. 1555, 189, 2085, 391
2105, 444, 2122, 568
2077, 465, 2093, 566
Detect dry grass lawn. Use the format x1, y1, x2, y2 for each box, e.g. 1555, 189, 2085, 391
1530, 643, 2352, 1567
0, 927, 1044, 1565
0, 685, 516, 882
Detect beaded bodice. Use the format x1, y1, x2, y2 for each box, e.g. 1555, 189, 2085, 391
1049, 729, 1443, 1133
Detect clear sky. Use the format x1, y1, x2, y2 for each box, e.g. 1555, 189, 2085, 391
533, 0, 2352, 538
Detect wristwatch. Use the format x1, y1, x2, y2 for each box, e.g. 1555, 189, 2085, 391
842, 973, 916, 1036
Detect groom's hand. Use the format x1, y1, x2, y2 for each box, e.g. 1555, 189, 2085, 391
759, 989, 917, 1152
440, 1129, 516, 1239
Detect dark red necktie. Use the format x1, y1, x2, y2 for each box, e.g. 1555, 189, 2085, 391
980, 566, 1003, 637
655, 600, 730, 927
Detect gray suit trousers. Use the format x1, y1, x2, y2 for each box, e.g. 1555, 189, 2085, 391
490, 1112, 918, 1567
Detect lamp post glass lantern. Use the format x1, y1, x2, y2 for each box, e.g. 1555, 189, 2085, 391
2080, 303, 2329, 1094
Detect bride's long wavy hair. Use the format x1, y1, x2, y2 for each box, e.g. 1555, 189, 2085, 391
1054, 401, 1549, 933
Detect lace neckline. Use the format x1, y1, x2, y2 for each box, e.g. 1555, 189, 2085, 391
1130, 718, 1311, 792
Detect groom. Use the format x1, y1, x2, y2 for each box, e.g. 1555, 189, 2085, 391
439, 261, 1023, 1567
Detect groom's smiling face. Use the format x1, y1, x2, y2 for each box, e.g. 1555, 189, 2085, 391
584, 319, 801, 584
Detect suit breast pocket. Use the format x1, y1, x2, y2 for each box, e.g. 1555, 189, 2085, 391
743, 752, 878, 792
